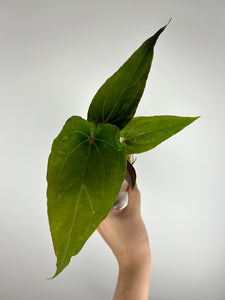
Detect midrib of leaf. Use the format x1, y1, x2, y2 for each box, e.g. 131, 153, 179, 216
103, 49, 151, 124
123, 122, 189, 141
104, 85, 128, 123
76, 212, 95, 252
125, 132, 147, 141
57, 139, 93, 272
122, 120, 154, 139
101, 80, 113, 123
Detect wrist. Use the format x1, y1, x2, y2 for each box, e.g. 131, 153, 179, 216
118, 248, 151, 274
116, 242, 151, 270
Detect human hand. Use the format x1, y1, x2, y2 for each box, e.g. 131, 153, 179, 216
98, 184, 151, 299
97, 183, 151, 270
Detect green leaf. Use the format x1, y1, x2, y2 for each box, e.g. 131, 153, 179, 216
47, 116, 126, 278
120, 116, 200, 154
87, 22, 169, 130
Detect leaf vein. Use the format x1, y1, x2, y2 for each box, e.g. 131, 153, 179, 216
56, 139, 89, 186
94, 138, 119, 151
83, 185, 95, 214
104, 50, 150, 124
93, 141, 105, 200
57, 139, 92, 271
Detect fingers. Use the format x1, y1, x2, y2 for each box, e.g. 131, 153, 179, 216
127, 183, 141, 211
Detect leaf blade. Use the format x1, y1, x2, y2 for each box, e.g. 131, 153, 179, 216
87, 23, 169, 129
47, 116, 126, 277
120, 115, 200, 154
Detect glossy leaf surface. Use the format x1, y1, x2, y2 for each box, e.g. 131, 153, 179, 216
87, 23, 169, 130
47, 116, 126, 277
120, 116, 199, 154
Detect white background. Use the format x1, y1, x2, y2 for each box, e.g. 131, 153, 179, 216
0, 0, 224, 299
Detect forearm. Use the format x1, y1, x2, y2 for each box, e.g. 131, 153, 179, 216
98, 185, 151, 299
113, 255, 151, 300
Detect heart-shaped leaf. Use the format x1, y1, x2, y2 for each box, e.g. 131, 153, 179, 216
87, 23, 169, 130
120, 115, 200, 154
47, 116, 126, 278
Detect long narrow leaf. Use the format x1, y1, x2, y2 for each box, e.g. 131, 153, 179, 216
120, 115, 199, 154
87, 22, 169, 130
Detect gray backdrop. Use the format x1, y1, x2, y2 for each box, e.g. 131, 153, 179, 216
1, 0, 224, 299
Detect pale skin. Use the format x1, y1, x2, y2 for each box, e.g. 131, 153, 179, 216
97, 184, 151, 300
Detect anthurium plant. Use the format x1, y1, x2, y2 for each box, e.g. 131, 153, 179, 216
47, 22, 199, 278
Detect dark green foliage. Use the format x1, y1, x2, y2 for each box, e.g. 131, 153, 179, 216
120, 116, 200, 154
47, 22, 199, 277
47, 117, 126, 277
87, 24, 168, 130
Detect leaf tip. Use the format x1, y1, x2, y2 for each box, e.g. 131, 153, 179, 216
47, 270, 59, 280
48, 257, 70, 280
193, 116, 201, 122
48, 266, 63, 280
161, 18, 172, 33
167, 17, 172, 26
151, 18, 172, 45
